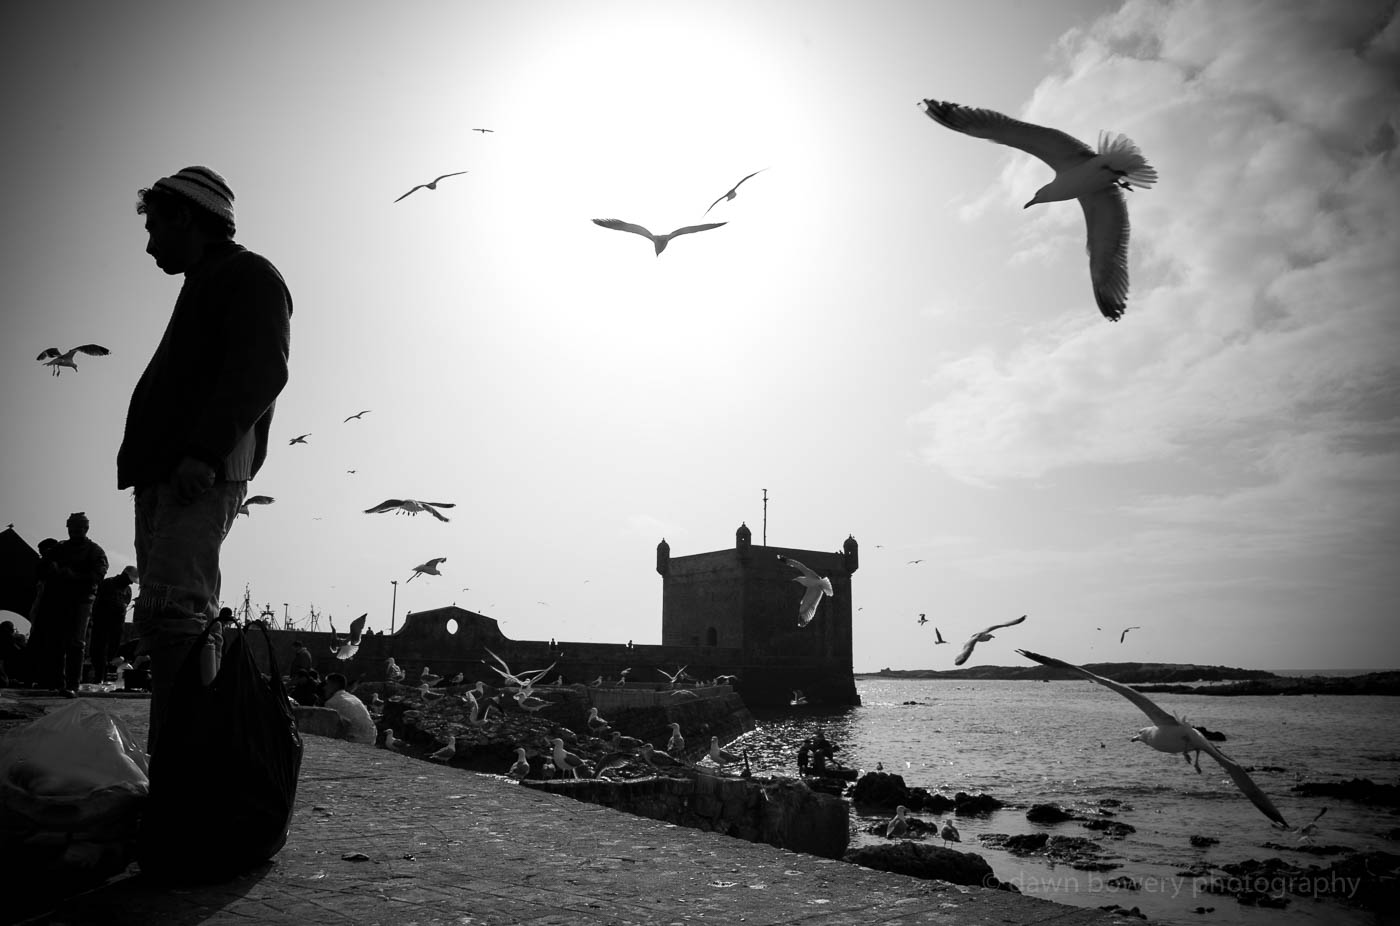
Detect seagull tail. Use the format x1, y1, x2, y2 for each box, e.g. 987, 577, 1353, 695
1098, 132, 1157, 187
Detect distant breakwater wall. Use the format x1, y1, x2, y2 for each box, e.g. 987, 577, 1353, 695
524, 773, 850, 860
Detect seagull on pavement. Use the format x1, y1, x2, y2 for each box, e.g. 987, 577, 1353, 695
428, 738, 457, 762
954, 614, 1027, 665
364, 498, 455, 521
703, 168, 766, 216
36, 344, 110, 375
592, 218, 727, 256
777, 555, 834, 628
1017, 648, 1289, 828
508, 747, 531, 779
407, 556, 447, 582
550, 737, 589, 778
920, 98, 1157, 321
394, 170, 468, 203
329, 613, 367, 659
343, 409, 371, 422
237, 495, 275, 516
380, 728, 402, 750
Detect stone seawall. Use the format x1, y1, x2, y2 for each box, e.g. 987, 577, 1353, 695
524, 773, 850, 859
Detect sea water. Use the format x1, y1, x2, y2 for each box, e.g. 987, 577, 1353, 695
735, 678, 1399, 926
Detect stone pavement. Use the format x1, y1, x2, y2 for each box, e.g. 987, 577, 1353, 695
7, 694, 1136, 926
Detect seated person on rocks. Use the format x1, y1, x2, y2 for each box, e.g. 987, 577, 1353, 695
292, 668, 323, 706
322, 672, 377, 745
797, 737, 813, 775
810, 728, 838, 775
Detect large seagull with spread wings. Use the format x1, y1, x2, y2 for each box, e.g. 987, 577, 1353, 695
1018, 648, 1288, 828
921, 98, 1157, 321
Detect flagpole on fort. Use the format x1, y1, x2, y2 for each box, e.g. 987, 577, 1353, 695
390, 580, 398, 635
762, 488, 768, 545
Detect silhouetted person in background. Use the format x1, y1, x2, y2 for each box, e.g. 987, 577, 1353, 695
90, 564, 138, 683
37, 513, 108, 696
120, 166, 292, 757
290, 639, 313, 676
0, 620, 26, 688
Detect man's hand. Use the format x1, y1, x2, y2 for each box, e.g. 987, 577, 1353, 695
172, 456, 217, 503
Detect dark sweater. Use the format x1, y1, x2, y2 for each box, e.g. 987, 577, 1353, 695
118, 241, 292, 488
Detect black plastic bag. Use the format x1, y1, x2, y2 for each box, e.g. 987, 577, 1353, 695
137, 619, 302, 881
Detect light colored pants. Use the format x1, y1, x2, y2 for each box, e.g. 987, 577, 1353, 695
132, 480, 247, 757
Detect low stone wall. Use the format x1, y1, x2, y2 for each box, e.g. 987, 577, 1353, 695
524, 773, 849, 860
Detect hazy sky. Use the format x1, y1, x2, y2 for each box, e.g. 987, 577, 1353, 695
3, 0, 1397, 671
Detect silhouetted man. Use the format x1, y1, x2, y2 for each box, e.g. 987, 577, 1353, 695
39, 513, 108, 696
120, 166, 293, 756
90, 564, 137, 683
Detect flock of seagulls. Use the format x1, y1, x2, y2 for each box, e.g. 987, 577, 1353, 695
592, 168, 765, 256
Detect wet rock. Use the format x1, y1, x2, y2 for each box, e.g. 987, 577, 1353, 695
1261, 840, 1350, 856
1191, 906, 1215, 914
862, 814, 938, 839
1105, 876, 1140, 891
1081, 818, 1136, 838
982, 832, 1047, 854
951, 791, 1003, 815
1026, 803, 1075, 824
1292, 778, 1400, 808
982, 832, 1122, 871
1177, 863, 1212, 878
844, 841, 996, 887
1098, 903, 1147, 919
850, 772, 913, 809
1189, 835, 1219, 848
1203, 851, 1400, 912
1383, 828, 1400, 842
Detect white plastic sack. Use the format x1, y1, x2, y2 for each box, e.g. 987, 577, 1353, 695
0, 700, 149, 831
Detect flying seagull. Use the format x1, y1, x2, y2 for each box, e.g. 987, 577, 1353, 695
407, 556, 447, 582
343, 409, 371, 422
329, 613, 367, 660
472, 128, 495, 133
394, 171, 468, 203
1017, 648, 1289, 828
591, 218, 727, 256
36, 344, 110, 375
1120, 625, 1142, 644
364, 499, 455, 521
921, 98, 1157, 321
917, 613, 928, 625
777, 555, 834, 628
237, 495, 275, 516
289, 434, 310, 445
703, 169, 766, 216
934, 626, 948, 645
954, 614, 1027, 665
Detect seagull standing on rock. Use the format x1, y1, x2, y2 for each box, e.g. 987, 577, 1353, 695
920, 98, 1157, 321
667, 722, 685, 757
886, 805, 911, 838
508, 747, 531, 779
1017, 648, 1289, 828
550, 737, 589, 778
940, 819, 961, 846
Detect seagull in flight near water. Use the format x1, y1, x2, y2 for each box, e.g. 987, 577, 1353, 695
592, 218, 727, 255
394, 171, 468, 203
954, 614, 1027, 665
36, 344, 109, 375
1017, 648, 1289, 828
921, 98, 1157, 321
776, 555, 834, 628
703, 169, 766, 216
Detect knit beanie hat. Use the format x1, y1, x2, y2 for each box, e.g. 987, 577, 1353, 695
152, 166, 235, 226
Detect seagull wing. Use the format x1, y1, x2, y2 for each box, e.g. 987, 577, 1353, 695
245, 495, 275, 506
36, 348, 61, 361
75, 344, 111, 356
432, 171, 469, 184
421, 503, 451, 522
364, 499, 407, 513
348, 613, 367, 644
424, 502, 456, 508
953, 636, 981, 666
1191, 731, 1290, 827
1080, 187, 1131, 320
394, 184, 428, 203
1017, 649, 1178, 727
921, 99, 1095, 169
664, 221, 727, 239
979, 614, 1028, 635
797, 584, 826, 627
778, 555, 821, 582
593, 218, 656, 241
